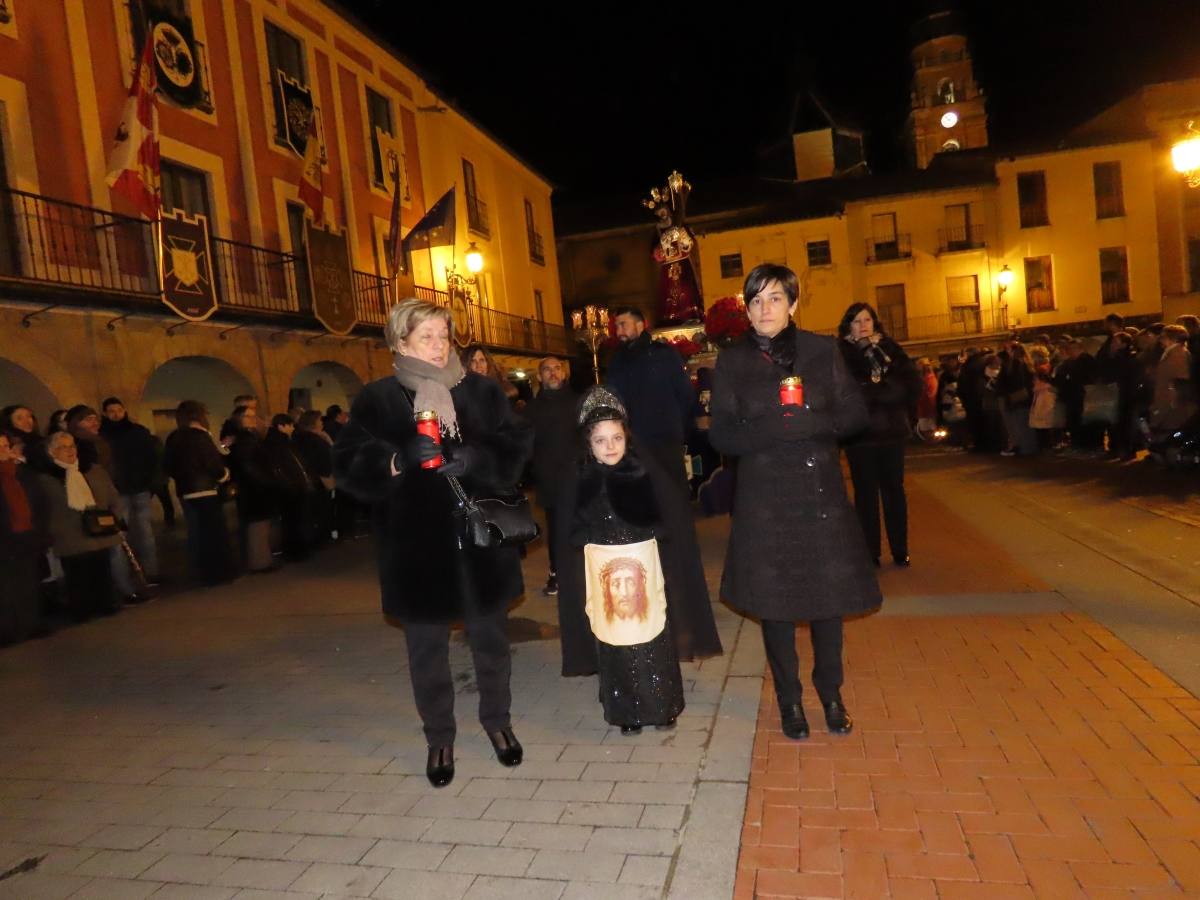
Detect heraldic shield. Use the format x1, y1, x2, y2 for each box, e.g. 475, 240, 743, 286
160, 210, 217, 321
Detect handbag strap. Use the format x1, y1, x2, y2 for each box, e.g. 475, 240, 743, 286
446, 475, 478, 513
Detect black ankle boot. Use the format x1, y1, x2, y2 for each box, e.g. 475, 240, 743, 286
779, 704, 809, 740
426, 745, 454, 787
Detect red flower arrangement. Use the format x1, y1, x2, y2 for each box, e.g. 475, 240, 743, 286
704, 295, 750, 344
669, 336, 703, 358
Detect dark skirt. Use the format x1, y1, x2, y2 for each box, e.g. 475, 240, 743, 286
596, 622, 685, 728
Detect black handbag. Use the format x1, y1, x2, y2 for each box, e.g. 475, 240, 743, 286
447, 475, 539, 549
81, 507, 121, 537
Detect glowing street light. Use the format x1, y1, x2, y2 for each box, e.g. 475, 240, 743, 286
997, 264, 1014, 300
465, 242, 484, 275
1172, 122, 1200, 188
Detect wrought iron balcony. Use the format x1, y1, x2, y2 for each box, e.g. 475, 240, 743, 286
864, 234, 912, 264
937, 224, 986, 253
0, 187, 564, 355
899, 307, 1010, 343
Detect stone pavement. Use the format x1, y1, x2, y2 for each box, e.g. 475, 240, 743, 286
0, 514, 764, 900
1, 454, 1198, 899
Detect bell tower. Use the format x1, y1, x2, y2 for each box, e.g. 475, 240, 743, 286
907, 8, 989, 168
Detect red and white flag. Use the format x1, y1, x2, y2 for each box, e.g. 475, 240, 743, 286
298, 112, 323, 220
105, 35, 160, 220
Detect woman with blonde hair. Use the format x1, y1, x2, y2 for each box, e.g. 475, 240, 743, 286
335, 298, 533, 788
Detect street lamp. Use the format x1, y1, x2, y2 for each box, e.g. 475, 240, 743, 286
465, 242, 483, 275
446, 243, 484, 345
997, 264, 1014, 299
570, 304, 609, 384
1172, 121, 1200, 188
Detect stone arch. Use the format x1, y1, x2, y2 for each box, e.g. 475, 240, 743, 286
140, 355, 256, 438
0, 357, 63, 428
287, 360, 365, 417
0, 343, 87, 423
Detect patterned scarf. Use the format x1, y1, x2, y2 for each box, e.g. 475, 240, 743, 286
392, 353, 466, 438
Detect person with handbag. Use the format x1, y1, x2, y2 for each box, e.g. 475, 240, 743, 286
333, 297, 534, 789
163, 401, 236, 586
35, 431, 123, 621
554, 385, 722, 735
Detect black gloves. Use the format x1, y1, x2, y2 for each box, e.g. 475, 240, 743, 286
400, 433, 443, 471
437, 444, 480, 478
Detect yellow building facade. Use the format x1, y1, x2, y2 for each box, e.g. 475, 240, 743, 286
0, 0, 563, 428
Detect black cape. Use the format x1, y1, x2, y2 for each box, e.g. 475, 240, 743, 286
555, 447, 723, 676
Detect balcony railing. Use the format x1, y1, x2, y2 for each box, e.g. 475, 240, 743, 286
901, 307, 1010, 343
937, 225, 986, 253
0, 187, 159, 297
210, 236, 302, 315
528, 229, 545, 265
1019, 204, 1049, 228
353, 269, 391, 326
865, 234, 912, 264
474, 304, 571, 356
0, 188, 566, 355
467, 196, 490, 237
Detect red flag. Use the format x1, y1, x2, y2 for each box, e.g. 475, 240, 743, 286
298, 112, 323, 220
105, 35, 160, 219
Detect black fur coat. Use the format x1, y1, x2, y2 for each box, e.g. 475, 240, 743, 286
333, 373, 533, 623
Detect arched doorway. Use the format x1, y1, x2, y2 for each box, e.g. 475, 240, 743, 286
0, 357, 62, 429
288, 361, 364, 417
141, 356, 256, 438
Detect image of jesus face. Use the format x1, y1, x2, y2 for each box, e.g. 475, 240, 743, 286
600, 558, 648, 623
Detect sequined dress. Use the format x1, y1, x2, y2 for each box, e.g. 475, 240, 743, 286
575, 473, 685, 728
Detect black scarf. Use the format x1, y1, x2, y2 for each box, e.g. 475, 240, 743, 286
750, 322, 797, 373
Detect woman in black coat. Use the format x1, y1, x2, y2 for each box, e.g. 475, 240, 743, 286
334, 298, 533, 789
262, 414, 315, 561
837, 302, 920, 567
710, 265, 882, 740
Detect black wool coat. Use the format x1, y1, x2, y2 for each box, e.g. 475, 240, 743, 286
554, 449, 723, 677
709, 330, 884, 622
838, 335, 921, 445
333, 373, 533, 624
525, 385, 579, 509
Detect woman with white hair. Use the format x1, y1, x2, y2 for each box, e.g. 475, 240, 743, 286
36, 431, 123, 620
334, 298, 533, 789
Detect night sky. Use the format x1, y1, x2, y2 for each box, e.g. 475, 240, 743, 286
344, 1, 1200, 225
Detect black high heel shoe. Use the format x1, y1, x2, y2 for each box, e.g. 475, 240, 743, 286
487, 728, 523, 767
426, 745, 454, 788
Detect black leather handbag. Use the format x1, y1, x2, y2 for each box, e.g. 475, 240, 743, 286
81, 507, 121, 537
447, 476, 539, 549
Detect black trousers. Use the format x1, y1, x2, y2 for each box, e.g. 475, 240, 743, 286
404, 607, 512, 747
543, 506, 559, 576
845, 441, 908, 560
761, 617, 844, 708
182, 495, 235, 585
61, 550, 117, 620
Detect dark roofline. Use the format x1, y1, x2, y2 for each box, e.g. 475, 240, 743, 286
317, 0, 555, 190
